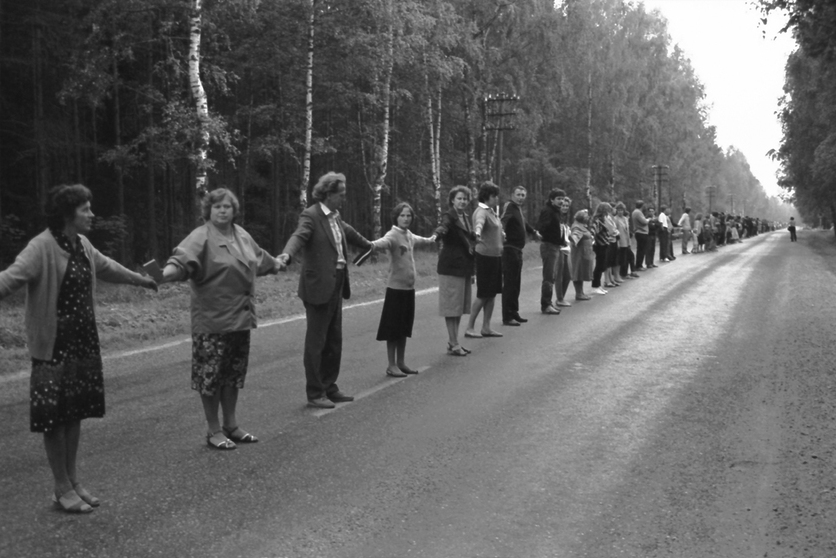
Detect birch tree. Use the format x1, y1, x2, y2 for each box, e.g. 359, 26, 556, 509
300, 0, 317, 210
189, 0, 210, 208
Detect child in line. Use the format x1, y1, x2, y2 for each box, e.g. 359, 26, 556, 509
370, 202, 436, 377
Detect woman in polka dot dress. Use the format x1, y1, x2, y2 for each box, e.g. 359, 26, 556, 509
0, 184, 157, 513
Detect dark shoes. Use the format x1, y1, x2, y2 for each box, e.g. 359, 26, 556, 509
502, 320, 521, 326
307, 397, 336, 409
327, 391, 355, 403
223, 426, 258, 443
513, 315, 528, 323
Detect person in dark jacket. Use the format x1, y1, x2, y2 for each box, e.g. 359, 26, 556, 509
434, 186, 477, 356
500, 186, 539, 326
277, 172, 372, 409
536, 188, 567, 314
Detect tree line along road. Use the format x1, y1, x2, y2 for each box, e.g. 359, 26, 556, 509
0, 229, 834, 558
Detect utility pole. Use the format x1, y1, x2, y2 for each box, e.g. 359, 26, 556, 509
651, 165, 669, 209
484, 93, 519, 189
706, 185, 716, 213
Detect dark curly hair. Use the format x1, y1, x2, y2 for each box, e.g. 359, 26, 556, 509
311, 172, 347, 202
46, 184, 93, 231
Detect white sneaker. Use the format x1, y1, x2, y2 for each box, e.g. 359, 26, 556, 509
594, 287, 607, 295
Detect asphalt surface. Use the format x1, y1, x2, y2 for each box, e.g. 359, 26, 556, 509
1, 229, 834, 558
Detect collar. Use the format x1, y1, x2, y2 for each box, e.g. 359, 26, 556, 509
320, 202, 336, 217
478, 202, 490, 210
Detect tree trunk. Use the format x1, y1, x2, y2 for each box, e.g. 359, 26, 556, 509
33, 3, 48, 225
146, 52, 158, 260
425, 65, 442, 226
370, 18, 394, 241
241, 94, 253, 223
189, 0, 210, 215
112, 57, 127, 262
300, 0, 317, 211
585, 68, 593, 210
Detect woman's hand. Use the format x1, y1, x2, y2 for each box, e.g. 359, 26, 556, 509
138, 276, 158, 292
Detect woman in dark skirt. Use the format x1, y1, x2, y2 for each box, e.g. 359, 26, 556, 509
0, 184, 157, 513
465, 182, 505, 339
162, 188, 280, 450
370, 202, 436, 377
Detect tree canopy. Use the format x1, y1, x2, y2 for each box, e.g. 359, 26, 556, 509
0, 0, 789, 266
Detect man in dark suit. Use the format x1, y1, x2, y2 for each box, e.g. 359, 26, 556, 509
277, 172, 372, 409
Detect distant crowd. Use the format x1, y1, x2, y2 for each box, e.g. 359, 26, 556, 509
0, 175, 783, 514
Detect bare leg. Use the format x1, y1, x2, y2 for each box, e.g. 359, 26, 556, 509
445, 317, 461, 347
466, 297, 485, 333
201, 390, 223, 435
43, 425, 74, 497
219, 385, 239, 431
385, 340, 403, 375
395, 338, 407, 368
480, 297, 496, 333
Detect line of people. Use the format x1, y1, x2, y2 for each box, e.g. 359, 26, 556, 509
0, 174, 772, 515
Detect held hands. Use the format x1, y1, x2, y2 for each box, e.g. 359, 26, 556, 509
139, 276, 158, 292
275, 254, 290, 271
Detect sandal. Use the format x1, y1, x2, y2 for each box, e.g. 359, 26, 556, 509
207, 431, 237, 450
72, 483, 100, 507
447, 344, 468, 356
222, 426, 258, 444
386, 367, 408, 378
398, 365, 419, 375
53, 490, 94, 514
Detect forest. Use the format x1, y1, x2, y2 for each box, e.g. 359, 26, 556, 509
760, 0, 836, 233
0, 0, 794, 267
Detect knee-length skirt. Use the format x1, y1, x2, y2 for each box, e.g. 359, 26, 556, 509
376, 288, 415, 340
191, 330, 251, 395
438, 274, 472, 317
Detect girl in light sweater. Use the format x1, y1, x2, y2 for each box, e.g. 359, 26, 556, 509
370, 202, 436, 377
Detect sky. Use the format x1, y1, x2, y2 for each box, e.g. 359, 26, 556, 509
641, 0, 797, 198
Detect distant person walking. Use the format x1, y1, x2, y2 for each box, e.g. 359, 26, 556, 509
162, 188, 280, 450
0, 184, 157, 513
788, 217, 798, 242
277, 172, 372, 409
678, 207, 692, 254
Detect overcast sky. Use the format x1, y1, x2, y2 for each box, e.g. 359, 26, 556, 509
641, 0, 796, 197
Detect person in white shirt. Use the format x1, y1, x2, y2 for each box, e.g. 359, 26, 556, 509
678, 207, 692, 254
658, 205, 672, 263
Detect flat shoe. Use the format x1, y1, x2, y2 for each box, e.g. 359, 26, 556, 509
223, 426, 259, 443
575, 294, 591, 301
307, 397, 336, 409
207, 431, 237, 450
447, 344, 468, 356
72, 483, 100, 507
464, 331, 482, 338
399, 365, 419, 375
481, 331, 503, 337
327, 391, 355, 403
555, 300, 571, 307
502, 320, 521, 326
53, 490, 94, 514
386, 367, 408, 377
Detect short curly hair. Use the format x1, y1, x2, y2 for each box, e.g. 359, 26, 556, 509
311, 172, 347, 202
447, 185, 471, 207
477, 181, 500, 203
46, 184, 93, 231
201, 188, 240, 222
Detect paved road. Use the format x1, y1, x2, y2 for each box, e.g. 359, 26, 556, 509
1, 229, 834, 558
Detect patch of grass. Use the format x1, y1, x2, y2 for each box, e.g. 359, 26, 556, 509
0, 243, 542, 377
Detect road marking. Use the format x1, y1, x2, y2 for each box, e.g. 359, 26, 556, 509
309, 366, 431, 417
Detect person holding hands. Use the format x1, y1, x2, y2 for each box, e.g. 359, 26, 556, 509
0, 184, 157, 513
161, 188, 281, 449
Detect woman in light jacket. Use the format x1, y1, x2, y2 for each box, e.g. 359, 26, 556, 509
161, 188, 280, 450
0, 184, 157, 513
